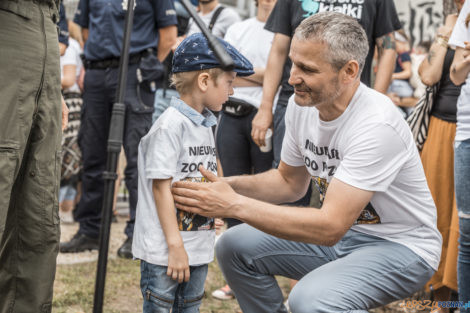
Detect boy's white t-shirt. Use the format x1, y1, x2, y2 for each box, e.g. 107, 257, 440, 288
60, 38, 82, 94
132, 98, 217, 266
223, 17, 277, 110
449, 0, 470, 141
281, 84, 442, 270
187, 4, 241, 39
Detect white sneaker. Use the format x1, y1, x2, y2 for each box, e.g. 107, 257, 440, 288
284, 299, 291, 312
59, 211, 74, 224
211, 285, 234, 300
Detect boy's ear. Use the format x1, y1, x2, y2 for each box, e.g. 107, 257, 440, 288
197, 72, 211, 92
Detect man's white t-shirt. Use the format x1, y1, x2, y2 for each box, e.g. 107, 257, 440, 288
60, 38, 82, 94
187, 4, 241, 39
449, 0, 470, 141
132, 98, 217, 266
281, 84, 442, 270
223, 17, 277, 110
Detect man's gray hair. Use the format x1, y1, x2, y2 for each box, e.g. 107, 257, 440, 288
294, 12, 369, 74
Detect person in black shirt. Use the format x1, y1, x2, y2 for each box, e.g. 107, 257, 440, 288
251, 0, 402, 170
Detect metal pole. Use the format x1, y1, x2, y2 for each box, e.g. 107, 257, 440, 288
92, 0, 135, 311
91, 0, 234, 311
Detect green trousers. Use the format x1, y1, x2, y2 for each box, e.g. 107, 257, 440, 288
0, 1, 62, 312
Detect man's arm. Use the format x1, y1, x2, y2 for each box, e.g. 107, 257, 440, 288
233, 67, 265, 87
450, 43, 470, 85
172, 167, 373, 246
251, 33, 291, 146
82, 28, 89, 43
153, 179, 190, 283
374, 32, 397, 93
157, 25, 177, 62
226, 161, 310, 203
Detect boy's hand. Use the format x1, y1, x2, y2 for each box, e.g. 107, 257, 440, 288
167, 245, 190, 283
215, 218, 224, 230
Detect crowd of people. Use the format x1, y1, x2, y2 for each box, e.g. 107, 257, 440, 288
0, 0, 470, 312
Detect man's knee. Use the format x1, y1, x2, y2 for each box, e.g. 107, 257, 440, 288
215, 224, 258, 269
288, 282, 338, 313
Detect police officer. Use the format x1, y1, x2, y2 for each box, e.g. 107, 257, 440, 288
0, 0, 67, 311
59, 0, 177, 257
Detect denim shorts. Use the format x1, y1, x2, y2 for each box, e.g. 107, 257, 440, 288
140, 260, 208, 313
59, 185, 77, 202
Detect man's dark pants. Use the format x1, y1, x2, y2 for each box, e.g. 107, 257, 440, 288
75, 63, 153, 239
216, 110, 274, 228
0, 1, 62, 312
273, 98, 313, 206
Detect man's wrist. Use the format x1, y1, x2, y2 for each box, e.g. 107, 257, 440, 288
435, 36, 448, 49
230, 194, 248, 221
258, 103, 273, 113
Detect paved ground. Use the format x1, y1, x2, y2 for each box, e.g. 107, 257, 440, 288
58, 208, 129, 265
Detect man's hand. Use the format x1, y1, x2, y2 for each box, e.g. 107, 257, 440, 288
167, 245, 190, 283
61, 96, 69, 131
251, 107, 273, 147
172, 166, 241, 218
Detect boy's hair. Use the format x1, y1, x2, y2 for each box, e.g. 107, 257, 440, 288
170, 68, 225, 95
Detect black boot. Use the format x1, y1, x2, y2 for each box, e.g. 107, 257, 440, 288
59, 232, 99, 253
117, 237, 133, 259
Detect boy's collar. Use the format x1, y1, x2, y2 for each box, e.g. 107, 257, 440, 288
170, 97, 217, 128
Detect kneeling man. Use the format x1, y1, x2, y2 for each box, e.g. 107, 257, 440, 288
172, 11, 441, 313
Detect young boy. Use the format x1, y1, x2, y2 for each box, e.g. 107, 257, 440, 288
132, 33, 253, 313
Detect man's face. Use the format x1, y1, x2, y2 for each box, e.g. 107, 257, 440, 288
288, 38, 343, 108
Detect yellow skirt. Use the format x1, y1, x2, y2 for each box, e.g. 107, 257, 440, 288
421, 116, 459, 291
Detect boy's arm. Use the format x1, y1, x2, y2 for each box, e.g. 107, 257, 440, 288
153, 178, 190, 283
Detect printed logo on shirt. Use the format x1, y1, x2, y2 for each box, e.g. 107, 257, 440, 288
181, 145, 218, 173
312, 176, 329, 205
176, 177, 215, 231
311, 176, 381, 224
303, 139, 340, 177
298, 0, 364, 19
355, 202, 381, 224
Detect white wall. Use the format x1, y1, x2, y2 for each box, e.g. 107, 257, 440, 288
393, 0, 444, 46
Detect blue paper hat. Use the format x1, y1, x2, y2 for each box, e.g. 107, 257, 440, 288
172, 33, 254, 76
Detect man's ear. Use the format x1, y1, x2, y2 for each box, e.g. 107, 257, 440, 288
341, 60, 360, 84
197, 72, 211, 92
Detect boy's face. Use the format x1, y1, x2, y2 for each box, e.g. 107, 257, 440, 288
204, 71, 236, 111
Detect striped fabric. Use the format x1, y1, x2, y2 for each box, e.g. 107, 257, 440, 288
407, 84, 439, 151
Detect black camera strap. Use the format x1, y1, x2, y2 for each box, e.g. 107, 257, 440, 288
208, 6, 225, 32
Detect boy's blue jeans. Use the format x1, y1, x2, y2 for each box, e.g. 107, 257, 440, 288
140, 260, 208, 313
455, 139, 470, 313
